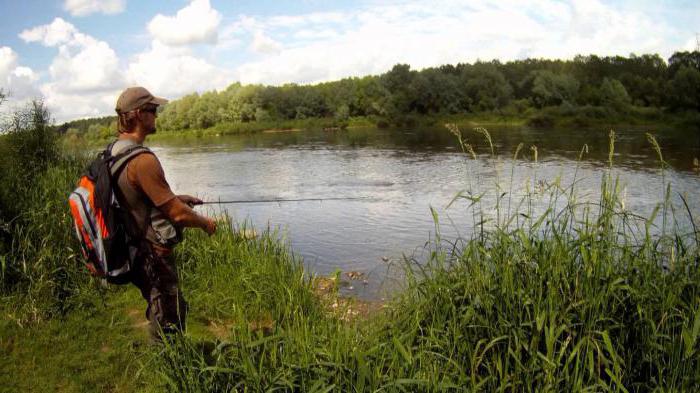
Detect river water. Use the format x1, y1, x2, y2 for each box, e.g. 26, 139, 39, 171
151, 126, 700, 300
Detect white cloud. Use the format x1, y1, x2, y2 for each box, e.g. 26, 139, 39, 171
250, 31, 282, 54
266, 12, 347, 28
126, 41, 233, 98
40, 83, 119, 121
0, 46, 40, 102
19, 18, 124, 121
63, 0, 126, 17
293, 28, 339, 41
229, 0, 675, 85
17, 11, 235, 121
0, 47, 17, 77
682, 36, 698, 51
47, 40, 122, 93
20, 18, 123, 93
19, 17, 78, 47
8, 0, 691, 121
148, 0, 222, 46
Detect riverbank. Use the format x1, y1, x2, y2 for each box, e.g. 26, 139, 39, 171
59, 106, 698, 145
3, 158, 700, 391
150, 108, 696, 140
3, 108, 700, 390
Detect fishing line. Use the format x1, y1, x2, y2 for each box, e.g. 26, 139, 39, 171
196, 197, 372, 205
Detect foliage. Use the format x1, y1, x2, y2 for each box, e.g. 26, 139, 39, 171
0, 100, 93, 319
531, 70, 580, 107
3, 100, 700, 390
141, 128, 700, 392
3, 47, 700, 389
667, 66, 700, 112
53, 51, 700, 137
599, 78, 632, 112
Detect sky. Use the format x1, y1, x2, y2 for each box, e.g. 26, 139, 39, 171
0, 0, 698, 122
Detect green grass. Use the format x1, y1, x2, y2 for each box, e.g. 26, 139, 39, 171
145, 129, 700, 391
0, 288, 155, 392
62, 104, 693, 145
2, 103, 700, 391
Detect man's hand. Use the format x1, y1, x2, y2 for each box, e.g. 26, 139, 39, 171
205, 218, 217, 236
178, 194, 203, 207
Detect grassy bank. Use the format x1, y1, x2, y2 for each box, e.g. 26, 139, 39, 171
61, 105, 697, 144
2, 103, 700, 391
151, 107, 696, 140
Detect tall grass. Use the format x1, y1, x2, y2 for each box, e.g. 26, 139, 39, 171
0, 100, 94, 321
147, 127, 700, 392
1, 99, 698, 390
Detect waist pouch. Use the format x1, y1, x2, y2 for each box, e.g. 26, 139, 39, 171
150, 209, 182, 248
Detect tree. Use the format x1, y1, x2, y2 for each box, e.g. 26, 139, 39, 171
461, 62, 513, 112
667, 66, 700, 111
599, 78, 631, 112
334, 104, 349, 122
381, 64, 416, 117
619, 74, 663, 107
410, 68, 463, 114
668, 51, 700, 77
531, 70, 580, 107
355, 77, 390, 116
191, 91, 221, 129
227, 85, 263, 122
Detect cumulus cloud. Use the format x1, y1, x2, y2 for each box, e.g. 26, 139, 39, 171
17, 12, 234, 121
40, 83, 119, 121
9, 0, 692, 121
19, 17, 79, 47
126, 41, 233, 98
63, 0, 126, 17
148, 0, 222, 46
19, 18, 124, 121
20, 18, 123, 93
0, 47, 17, 77
0, 46, 40, 101
250, 31, 282, 54
229, 0, 675, 85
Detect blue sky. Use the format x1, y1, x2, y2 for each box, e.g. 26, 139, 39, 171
0, 0, 698, 122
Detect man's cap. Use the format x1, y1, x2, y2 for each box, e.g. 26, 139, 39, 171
115, 86, 168, 113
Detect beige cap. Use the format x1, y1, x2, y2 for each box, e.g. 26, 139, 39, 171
115, 86, 168, 113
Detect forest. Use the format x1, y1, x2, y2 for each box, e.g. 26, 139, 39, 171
61, 51, 700, 138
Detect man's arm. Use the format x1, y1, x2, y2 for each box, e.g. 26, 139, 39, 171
159, 198, 216, 235
128, 154, 216, 235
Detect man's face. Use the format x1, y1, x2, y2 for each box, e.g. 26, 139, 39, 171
138, 104, 159, 134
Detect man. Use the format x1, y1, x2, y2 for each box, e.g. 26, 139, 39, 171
112, 86, 216, 340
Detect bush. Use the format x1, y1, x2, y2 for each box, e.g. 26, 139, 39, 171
527, 112, 555, 127
0, 100, 93, 320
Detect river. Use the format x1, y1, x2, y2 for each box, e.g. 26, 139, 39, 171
151, 126, 700, 300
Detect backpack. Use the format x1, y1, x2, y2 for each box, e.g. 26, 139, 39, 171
68, 142, 149, 283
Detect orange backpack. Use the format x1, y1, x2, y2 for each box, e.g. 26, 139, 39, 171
68, 143, 149, 282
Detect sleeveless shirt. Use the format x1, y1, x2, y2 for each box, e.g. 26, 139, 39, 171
111, 139, 181, 247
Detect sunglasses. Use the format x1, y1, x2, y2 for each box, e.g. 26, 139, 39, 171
140, 107, 158, 114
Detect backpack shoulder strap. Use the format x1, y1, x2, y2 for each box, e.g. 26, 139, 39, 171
110, 146, 152, 178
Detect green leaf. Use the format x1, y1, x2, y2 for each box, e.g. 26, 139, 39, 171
392, 336, 413, 364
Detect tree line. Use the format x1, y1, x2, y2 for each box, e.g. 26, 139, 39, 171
60, 51, 700, 136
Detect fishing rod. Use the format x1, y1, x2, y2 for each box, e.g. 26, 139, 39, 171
196, 197, 371, 205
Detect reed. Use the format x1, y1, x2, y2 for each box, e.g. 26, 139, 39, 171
0, 101, 96, 322
2, 105, 699, 391
148, 127, 700, 392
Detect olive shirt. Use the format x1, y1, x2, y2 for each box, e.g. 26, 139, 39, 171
112, 140, 180, 251
125, 153, 177, 208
